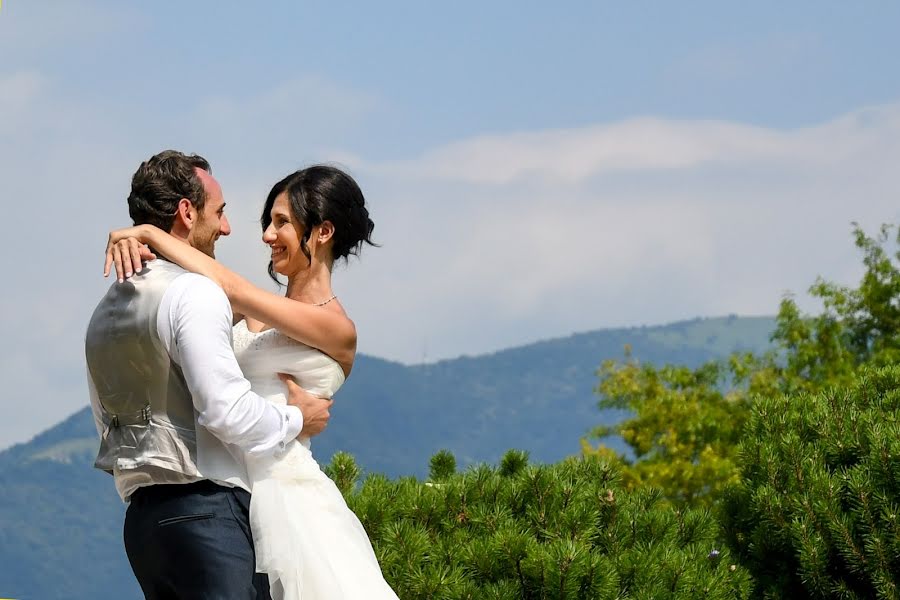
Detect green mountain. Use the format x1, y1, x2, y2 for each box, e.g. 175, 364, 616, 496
0, 315, 774, 599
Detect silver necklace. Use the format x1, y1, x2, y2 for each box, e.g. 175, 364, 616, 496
312, 294, 337, 307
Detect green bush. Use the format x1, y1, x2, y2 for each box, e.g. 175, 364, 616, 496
328, 450, 750, 599
723, 367, 900, 599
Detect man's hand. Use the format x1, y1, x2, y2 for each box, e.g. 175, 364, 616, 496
279, 373, 333, 438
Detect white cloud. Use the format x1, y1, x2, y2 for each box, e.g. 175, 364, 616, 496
183, 104, 900, 367
359, 103, 900, 185
2, 59, 899, 449
321, 103, 900, 362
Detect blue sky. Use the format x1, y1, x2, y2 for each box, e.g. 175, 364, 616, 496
2, 1, 900, 447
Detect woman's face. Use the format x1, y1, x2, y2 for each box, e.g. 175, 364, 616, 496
263, 192, 309, 277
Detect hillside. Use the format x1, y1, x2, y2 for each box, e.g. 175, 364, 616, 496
0, 315, 774, 599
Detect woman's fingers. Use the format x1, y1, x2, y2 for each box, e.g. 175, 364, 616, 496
139, 245, 157, 262
111, 243, 125, 282
103, 232, 118, 277
104, 235, 156, 281
128, 239, 143, 276
103, 244, 114, 277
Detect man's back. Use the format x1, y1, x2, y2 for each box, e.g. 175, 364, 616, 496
86, 260, 204, 495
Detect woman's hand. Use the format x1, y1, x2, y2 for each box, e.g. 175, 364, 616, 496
103, 225, 157, 282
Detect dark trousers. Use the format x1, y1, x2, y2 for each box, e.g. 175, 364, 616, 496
124, 480, 271, 600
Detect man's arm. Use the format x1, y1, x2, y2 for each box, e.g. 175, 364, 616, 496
159, 274, 310, 454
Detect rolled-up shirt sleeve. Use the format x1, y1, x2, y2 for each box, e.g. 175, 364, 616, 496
158, 274, 302, 455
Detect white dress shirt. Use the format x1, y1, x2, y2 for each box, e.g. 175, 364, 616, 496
89, 272, 302, 501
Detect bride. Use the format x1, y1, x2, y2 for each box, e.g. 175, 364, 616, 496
106, 165, 398, 599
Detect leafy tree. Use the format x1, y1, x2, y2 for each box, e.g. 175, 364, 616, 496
584, 352, 754, 506
585, 224, 900, 507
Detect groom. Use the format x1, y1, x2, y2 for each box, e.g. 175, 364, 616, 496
85, 150, 333, 599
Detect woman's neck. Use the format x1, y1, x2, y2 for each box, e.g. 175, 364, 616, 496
285, 262, 334, 304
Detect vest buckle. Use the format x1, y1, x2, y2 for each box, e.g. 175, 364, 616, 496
108, 404, 152, 428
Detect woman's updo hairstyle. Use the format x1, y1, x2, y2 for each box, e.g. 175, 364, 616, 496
261, 165, 376, 283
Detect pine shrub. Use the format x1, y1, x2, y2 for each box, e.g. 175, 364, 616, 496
723, 366, 900, 599
329, 450, 750, 599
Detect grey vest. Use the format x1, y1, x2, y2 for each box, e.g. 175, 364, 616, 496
86, 260, 201, 478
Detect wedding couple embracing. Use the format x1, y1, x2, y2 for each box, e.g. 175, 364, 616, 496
85, 150, 399, 599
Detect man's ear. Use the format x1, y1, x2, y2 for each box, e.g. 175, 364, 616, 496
173, 198, 197, 232
317, 220, 335, 244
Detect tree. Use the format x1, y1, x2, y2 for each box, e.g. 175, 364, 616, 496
585, 224, 900, 507
584, 351, 753, 506
723, 366, 900, 599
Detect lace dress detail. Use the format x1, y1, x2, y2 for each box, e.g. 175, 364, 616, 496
232, 320, 398, 600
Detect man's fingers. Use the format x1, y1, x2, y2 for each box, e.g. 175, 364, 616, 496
278, 373, 299, 390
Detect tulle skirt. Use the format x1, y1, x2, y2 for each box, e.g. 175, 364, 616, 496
247, 440, 399, 600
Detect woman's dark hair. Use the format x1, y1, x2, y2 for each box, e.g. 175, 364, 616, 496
128, 150, 211, 231
261, 165, 376, 283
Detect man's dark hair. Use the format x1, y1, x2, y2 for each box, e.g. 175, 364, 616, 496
128, 150, 211, 231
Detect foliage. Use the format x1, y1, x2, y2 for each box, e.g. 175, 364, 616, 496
769, 224, 900, 390
722, 366, 900, 599
333, 449, 751, 599
585, 223, 900, 507
584, 352, 752, 506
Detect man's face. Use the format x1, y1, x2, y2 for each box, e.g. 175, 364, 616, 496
188, 169, 231, 258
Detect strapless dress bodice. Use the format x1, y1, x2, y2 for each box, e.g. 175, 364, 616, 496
233, 319, 345, 400
232, 319, 345, 465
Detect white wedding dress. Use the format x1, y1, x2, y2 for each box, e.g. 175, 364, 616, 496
233, 320, 399, 600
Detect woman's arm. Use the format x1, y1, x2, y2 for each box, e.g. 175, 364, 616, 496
105, 225, 357, 366
230, 284, 357, 368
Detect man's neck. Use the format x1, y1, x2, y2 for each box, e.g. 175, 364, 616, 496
147, 228, 190, 262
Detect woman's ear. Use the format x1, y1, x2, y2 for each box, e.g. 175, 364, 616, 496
317, 220, 336, 244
